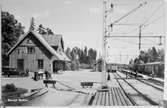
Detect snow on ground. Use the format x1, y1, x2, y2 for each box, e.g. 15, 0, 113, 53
2, 69, 102, 106
51, 69, 102, 90
2, 73, 44, 92
2, 69, 163, 106
23, 88, 79, 106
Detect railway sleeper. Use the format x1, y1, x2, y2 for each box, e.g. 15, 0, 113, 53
90, 87, 133, 106
116, 73, 159, 105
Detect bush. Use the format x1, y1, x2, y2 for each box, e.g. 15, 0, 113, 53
4, 83, 17, 92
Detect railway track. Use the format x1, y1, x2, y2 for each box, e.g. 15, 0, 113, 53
119, 71, 164, 92
143, 78, 164, 87
113, 72, 161, 105
135, 79, 163, 91
112, 74, 137, 106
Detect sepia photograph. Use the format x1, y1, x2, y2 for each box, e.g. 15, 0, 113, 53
1, 0, 166, 107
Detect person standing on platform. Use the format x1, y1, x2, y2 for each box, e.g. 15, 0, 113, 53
107, 71, 111, 81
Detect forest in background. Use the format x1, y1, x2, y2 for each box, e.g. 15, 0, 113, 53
65, 47, 97, 70
2, 11, 25, 66
2, 11, 97, 70
129, 46, 164, 66
2, 11, 164, 70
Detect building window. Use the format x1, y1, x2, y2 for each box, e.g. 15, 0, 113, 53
27, 47, 35, 54
18, 49, 20, 55
27, 39, 33, 44
38, 59, 43, 69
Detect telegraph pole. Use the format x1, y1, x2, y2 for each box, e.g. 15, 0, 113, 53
101, 0, 163, 89
101, 0, 107, 89
139, 25, 142, 50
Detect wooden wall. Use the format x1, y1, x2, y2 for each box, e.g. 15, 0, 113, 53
9, 34, 52, 72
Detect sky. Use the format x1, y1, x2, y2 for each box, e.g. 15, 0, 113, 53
2, 0, 165, 64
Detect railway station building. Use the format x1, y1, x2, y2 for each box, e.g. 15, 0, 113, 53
7, 21, 70, 73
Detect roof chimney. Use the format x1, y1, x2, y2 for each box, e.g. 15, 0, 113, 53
29, 17, 35, 31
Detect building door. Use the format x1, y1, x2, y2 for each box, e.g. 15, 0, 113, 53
17, 59, 24, 71
53, 61, 58, 73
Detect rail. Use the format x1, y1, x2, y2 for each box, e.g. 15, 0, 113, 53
115, 72, 159, 105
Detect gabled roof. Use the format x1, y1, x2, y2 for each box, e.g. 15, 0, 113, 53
7, 31, 70, 62
42, 34, 62, 46
7, 31, 31, 55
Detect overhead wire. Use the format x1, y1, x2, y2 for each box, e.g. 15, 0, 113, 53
112, 2, 163, 27
109, 1, 147, 34
125, 27, 139, 34
112, 3, 142, 6
106, 1, 164, 58
113, 23, 140, 26
141, 2, 164, 26
111, 1, 147, 24
144, 14, 165, 27
109, 38, 138, 45
112, 2, 164, 35
142, 38, 157, 44
111, 38, 158, 46
106, 43, 139, 51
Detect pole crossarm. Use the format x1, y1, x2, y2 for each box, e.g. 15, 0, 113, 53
104, 35, 164, 38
